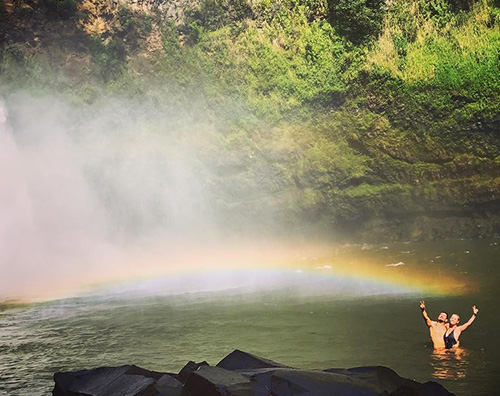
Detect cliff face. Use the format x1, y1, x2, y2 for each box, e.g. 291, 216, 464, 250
1, 0, 499, 242
202, 117, 500, 242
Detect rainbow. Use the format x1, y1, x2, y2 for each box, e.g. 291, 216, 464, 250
9, 242, 476, 303
78, 243, 475, 299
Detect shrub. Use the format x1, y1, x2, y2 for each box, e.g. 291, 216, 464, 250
1, 43, 26, 66
417, 0, 454, 28
90, 38, 127, 81
328, 0, 386, 44
184, 0, 253, 34
161, 20, 181, 54
253, 0, 329, 24
117, 6, 152, 47
42, 0, 79, 20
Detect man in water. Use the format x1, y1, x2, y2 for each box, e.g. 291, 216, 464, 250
420, 300, 448, 349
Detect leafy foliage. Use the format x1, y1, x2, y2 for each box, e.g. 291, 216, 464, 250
41, 0, 79, 20
182, 0, 253, 44
328, 0, 386, 44
367, 0, 500, 144
1, 43, 27, 66
90, 38, 127, 81
117, 6, 152, 47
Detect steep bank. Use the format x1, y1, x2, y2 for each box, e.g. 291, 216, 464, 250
1, 0, 499, 241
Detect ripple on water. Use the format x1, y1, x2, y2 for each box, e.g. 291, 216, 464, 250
1, 239, 499, 396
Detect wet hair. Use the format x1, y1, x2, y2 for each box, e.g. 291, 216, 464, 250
439, 312, 449, 320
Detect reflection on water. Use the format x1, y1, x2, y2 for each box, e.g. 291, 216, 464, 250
430, 348, 469, 380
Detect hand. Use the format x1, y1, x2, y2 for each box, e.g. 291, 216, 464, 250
472, 305, 479, 315
420, 300, 426, 310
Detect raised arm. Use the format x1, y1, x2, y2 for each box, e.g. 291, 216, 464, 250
420, 300, 433, 327
459, 305, 478, 332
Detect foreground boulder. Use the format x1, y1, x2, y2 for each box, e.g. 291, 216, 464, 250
323, 366, 407, 394
53, 350, 455, 396
52, 365, 180, 396
217, 349, 289, 371
177, 360, 209, 383
184, 366, 254, 396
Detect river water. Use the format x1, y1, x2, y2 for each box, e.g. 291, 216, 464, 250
0, 239, 499, 396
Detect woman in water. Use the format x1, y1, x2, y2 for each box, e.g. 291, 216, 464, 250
444, 305, 479, 349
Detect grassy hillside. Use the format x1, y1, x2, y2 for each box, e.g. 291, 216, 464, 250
1, 0, 500, 241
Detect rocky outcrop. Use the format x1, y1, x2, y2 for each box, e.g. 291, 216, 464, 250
52, 365, 177, 396
52, 350, 455, 396
114, 0, 199, 23
216, 349, 289, 371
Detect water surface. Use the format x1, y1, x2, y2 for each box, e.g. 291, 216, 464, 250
0, 239, 498, 395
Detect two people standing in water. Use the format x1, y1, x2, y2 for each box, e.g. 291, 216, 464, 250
420, 300, 479, 349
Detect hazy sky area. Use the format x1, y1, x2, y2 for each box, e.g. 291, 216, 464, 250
0, 92, 244, 301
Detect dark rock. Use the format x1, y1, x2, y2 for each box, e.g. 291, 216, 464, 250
239, 366, 408, 396
53, 368, 93, 396
217, 349, 289, 371
88, 375, 155, 396
270, 369, 380, 396
125, 365, 167, 380
155, 374, 183, 396
52, 365, 175, 396
324, 366, 406, 394
54, 366, 129, 396
390, 380, 455, 396
178, 360, 209, 383
184, 366, 253, 396
236, 368, 284, 396
52, 351, 455, 396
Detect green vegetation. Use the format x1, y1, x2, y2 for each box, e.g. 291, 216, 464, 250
41, 0, 80, 20
1, 0, 499, 238
328, 0, 386, 44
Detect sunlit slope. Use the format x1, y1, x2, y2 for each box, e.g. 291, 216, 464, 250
1, 0, 500, 241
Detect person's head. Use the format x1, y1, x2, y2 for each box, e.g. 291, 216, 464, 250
437, 312, 448, 323
449, 313, 460, 326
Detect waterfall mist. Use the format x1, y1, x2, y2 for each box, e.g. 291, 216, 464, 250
0, 92, 249, 300
0, 90, 475, 303
4, 90, 390, 302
